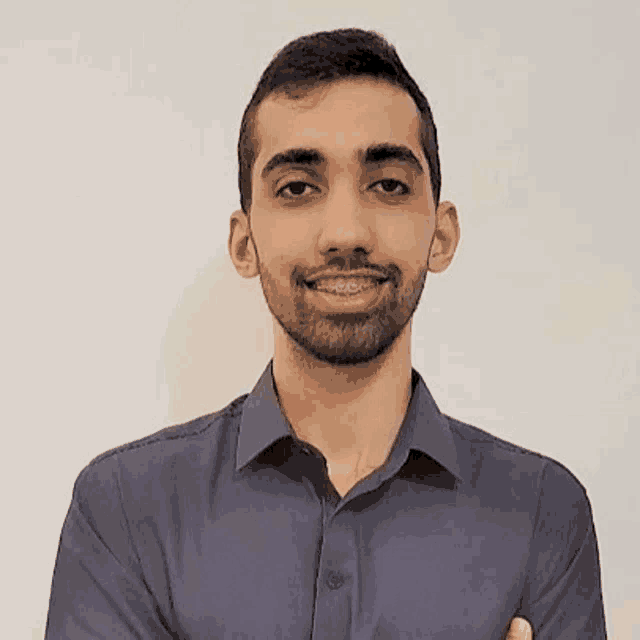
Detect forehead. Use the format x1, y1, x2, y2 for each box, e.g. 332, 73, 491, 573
253, 77, 424, 172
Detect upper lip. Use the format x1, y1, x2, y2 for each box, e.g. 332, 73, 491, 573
305, 268, 389, 284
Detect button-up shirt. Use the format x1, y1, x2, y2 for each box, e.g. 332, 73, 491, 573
45, 360, 606, 639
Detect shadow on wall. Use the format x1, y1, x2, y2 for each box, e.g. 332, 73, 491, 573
161, 251, 274, 424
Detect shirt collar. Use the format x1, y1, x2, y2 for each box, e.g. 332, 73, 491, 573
236, 359, 463, 482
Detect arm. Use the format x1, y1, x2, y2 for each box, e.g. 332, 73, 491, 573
517, 461, 607, 638
45, 456, 177, 640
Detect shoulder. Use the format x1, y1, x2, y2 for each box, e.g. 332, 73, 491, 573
72, 392, 249, 501
445, 415, 590, 510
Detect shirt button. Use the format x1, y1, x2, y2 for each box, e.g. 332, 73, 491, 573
326, 571, 345, 590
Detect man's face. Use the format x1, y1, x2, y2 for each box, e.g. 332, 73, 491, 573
231, 77, 457, 366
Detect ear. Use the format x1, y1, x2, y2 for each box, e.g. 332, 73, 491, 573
228, 210, 260, 279
427, 200, 460, 273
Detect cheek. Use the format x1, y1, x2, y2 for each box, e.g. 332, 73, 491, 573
252, 218, 314, 270
255, 212, 311, 243
378, 217, 433, 271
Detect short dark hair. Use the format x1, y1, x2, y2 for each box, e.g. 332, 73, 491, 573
237, 28, 442, 215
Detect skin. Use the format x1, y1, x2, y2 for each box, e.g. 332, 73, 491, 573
228, 75, 533, 640
229, 76, 459, 491
506, 617, 533, 639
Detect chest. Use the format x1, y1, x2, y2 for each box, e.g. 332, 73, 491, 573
163, 494, 532, 639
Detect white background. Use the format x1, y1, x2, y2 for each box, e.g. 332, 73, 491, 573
1, 1, 638, 638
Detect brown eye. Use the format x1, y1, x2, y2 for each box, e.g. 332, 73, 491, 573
277, 181, 316, 199
372, 179, 410, 196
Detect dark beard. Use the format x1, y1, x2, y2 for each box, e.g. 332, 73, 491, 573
258, 268, 427, 367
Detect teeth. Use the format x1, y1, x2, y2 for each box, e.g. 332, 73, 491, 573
313, 277, 379, 294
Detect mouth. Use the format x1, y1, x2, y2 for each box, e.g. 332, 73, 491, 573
302, 276, 391, 312
303, 276, 389, 292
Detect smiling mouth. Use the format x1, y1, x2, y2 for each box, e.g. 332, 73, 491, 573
304, 276, 389, 293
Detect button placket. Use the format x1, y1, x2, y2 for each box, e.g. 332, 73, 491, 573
310, 504, 360, 639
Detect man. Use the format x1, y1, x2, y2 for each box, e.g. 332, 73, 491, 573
45, 29, 606, 639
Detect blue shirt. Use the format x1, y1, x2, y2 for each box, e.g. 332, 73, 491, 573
45, 360, 606, 639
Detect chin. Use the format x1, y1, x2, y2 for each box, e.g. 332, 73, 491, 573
280, 315, 402, 367
300, 343, 390, 367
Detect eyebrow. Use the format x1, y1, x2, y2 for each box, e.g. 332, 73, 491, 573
362, 143, 424, 175
260, 143, 424, 179
261, 148, 323, 179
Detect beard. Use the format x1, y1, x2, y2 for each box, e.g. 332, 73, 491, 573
257, 260, 428, 367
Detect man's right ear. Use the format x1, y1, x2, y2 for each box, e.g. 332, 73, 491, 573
228, 210, 260, 279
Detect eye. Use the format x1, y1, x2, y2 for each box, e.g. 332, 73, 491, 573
371, 179, 410, 196
276, 181, 318, 199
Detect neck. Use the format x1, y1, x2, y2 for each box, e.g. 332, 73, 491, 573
272, 321, 414, 470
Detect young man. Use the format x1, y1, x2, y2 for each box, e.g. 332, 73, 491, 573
45, 29, 606, 639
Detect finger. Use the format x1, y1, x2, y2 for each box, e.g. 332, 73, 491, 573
506, 616, 533, 640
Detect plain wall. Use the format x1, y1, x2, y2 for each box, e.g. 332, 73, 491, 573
1, 1, 638, 638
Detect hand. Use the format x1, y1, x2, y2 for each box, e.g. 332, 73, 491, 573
506, 617, 533, 639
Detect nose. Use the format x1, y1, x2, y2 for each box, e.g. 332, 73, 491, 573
316, 179, 375, 258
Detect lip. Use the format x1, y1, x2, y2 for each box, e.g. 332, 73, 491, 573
304, 279, 390, 312
304, 269, 389, 285
304, 276, 388, 291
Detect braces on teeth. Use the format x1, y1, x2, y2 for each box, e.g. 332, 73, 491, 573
316, 280, 375, 293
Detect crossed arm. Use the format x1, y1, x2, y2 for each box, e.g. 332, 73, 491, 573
45, 459, 605, 638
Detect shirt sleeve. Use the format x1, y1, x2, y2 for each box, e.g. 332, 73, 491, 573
44, 455, 178, 640
517, 460, 607, 638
